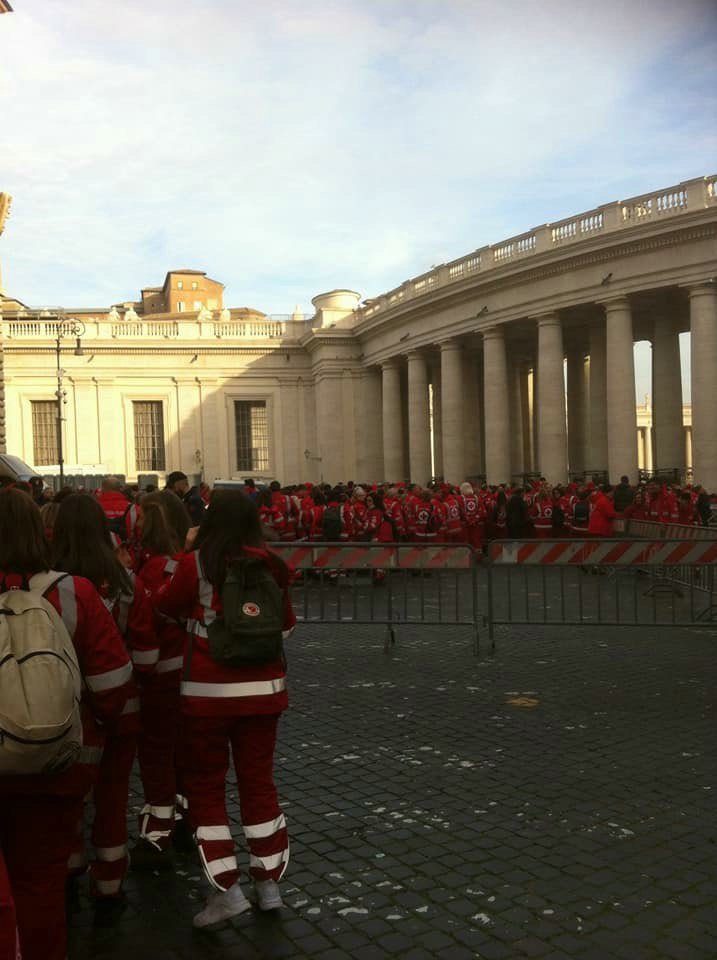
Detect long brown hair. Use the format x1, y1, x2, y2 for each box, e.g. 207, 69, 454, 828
0, 488, 50, 574
140, 490, 190, 556
194, 490, 269, 587
52, 493, 132, 597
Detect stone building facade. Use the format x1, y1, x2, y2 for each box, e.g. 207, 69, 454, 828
0, 175, 715, 489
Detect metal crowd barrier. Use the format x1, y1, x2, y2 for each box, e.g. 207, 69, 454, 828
486, 537, 717, 649
271, 542, 482, 654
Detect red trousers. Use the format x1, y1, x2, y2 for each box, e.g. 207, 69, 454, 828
0, 851, 19, 960
67, 733, 137, 898
137, 674, 182, 850
181, 713, 288, 891
0, 793, 83, 960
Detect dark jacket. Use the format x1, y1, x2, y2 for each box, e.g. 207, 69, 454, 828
613, 482, 634, 513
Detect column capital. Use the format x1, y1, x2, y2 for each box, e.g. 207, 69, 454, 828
683, 279, 717, 300
598, 295, 632, 313
380, 356, 402, 371
405, 348, 429, 362
438, 338, 462, 353
481, 325, 505, 342
531, 311, 561, 327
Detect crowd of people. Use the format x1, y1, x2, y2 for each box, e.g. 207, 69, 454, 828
0, 467, 714, 959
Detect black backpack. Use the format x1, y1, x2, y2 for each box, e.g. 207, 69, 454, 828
573, 501, 590, 526
322, 506, 342, 541
552, 503, 565, 527
207, 556, 284, 667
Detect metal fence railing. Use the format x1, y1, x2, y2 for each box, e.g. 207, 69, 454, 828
271, 542, 482, 654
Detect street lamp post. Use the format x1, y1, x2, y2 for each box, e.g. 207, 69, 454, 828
54, 317, 85, 486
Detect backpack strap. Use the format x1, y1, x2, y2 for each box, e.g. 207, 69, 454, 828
28, 570, 71, 598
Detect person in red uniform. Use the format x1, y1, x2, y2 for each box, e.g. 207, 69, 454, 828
52, 494, 159, 911
459, 482, 483, 551
0, 852, 19, 960
530, 490, 554, 538
384, 487, 406, 541
157, 491, 296, 927
351, 487, 368, 539
132, 490, 192, 867
588, 485, 616, 536
442, 487, 464, 543
677, 491, 697, 525
96, 476, 131, 527
0, 487, 133, 960
269, 481, 298, 542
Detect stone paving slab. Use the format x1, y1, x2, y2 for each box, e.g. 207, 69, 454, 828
68, 622, 717, 959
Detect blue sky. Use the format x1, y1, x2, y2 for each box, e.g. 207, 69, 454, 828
1, 0, 716, 397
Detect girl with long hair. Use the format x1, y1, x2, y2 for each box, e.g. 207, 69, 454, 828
52, 493, 158, 913
0, 488, 133, 959
131, 491, 192, 867
158, 490, 296, 927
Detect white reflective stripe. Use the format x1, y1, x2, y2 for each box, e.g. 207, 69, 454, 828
282, 627, 294, 641
142, 804, 175, 819
79, 745, 104, 764
182, 678, 286, 698
249, 848, 289, 872
243, 814, 286, 839
56, 575, 78, 637
206, 856, 237, 878
196, 825, 232, 842
132, 649, 160, 665
165, 558, 178, 574
186, 619, 208, 638
86, 660, 133, 693
95, 844, 127, 863
95, 878, 123, 894
175, 793, 189, 810
121, 697, 140, 715
156, 655, 183, 674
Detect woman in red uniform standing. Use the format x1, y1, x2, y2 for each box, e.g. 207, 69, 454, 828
158, 490, 296, 927
132, 490, 192, 867
0, 488, 133, 960
52, 494, 158, 912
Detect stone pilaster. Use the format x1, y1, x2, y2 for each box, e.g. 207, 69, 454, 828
603, 296, 638, 483
588, 320, 608, 473
440, 340, 465, 484
356, 366, 383, 480
536, 313, 568, 484
406, 351, 431, 485
482, 327, 511, 484
382, 358, 405, 481
566, 349, 587, 476
688, 282, 717, 492
652, 314, 685, 473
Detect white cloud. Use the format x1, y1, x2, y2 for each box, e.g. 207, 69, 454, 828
0, 0, 715, 314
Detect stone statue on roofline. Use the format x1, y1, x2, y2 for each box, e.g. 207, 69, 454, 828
124, 305, 139, 322
219, 307, 231, 323
197, 303, 214, 322
108, 305, 120, 323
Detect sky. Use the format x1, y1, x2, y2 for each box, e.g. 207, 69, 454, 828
1, 0, 716, 397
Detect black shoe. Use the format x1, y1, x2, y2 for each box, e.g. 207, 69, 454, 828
130, 837, 175, 871
172, 818, 196, 853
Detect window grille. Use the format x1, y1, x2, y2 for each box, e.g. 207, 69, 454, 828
234, 400, 269, 472
31, 400, 58, 466
133, 401, 166, 471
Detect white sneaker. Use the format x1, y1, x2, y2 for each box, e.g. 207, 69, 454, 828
193, 883, 252, 928
254, 879, 284, 911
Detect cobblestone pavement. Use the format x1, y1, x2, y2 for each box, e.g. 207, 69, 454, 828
68, 622, 717, 960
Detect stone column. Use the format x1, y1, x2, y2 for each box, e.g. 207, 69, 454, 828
688, 282, 717, 492
652, 315, 685, 474
645, 423, 653, 475
430, 360, 443, 480
381, 358, 405, 481
519, 363, 533, 473
603, 296, 638, 483
440, 340, 465, 484
314, 375, 345, 483
508, 361, 524, 478
536, 313, 568, 484
588, 320, 608, 473
406, 351, 431, 485
482, 327, 511, 484
356, 366, 383, 480
462, 350, 483, 478
566, 349, 587, 476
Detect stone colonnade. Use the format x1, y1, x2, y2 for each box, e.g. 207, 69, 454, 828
368, 284, 717, 489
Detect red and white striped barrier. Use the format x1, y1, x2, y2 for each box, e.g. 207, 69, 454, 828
489, 539, 717, 566
271, 542, 475, 570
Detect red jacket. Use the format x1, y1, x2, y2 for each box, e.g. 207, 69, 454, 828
96, 490, 131, 522
157, 548, 296, 718
588, 493, 616, 536
0, 572, 133, 797
136, 551, 187, 678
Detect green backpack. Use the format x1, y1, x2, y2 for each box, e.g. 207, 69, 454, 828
207, 555, 284, 667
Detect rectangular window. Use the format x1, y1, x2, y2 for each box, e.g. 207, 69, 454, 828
234, 400, 269, 472
177, 280, 184, 289
193, 300, 203, 311
133, 401, 166, 471
177, 300, 185, 312
31, 400, 58, 467
191, 281, 198, 290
